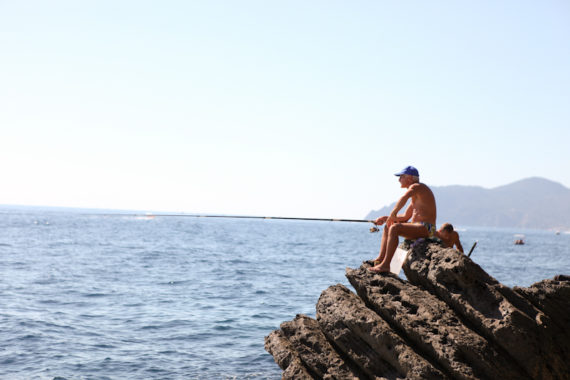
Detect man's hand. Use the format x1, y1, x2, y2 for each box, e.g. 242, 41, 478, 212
385, 210, 399, 226
374, 216, 388, 226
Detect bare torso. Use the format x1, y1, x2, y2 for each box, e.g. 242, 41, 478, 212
409, 183, 437, 224
436, 230, 463, 252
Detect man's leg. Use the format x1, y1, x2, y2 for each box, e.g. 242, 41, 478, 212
373, 224, 390, 263
369, 223, 429, 273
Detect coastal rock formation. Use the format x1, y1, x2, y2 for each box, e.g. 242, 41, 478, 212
265, 242, 570, 379
316, 284, 444, 379
403, 241, 570, 379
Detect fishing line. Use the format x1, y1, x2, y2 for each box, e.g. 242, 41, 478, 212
94, 213, 476, 253
98, 213, 376, 224
95, 213, 382, 232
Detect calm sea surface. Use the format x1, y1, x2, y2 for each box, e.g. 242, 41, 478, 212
1, 207, 569, 379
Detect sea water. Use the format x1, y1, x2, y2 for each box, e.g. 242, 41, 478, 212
1, 207, 569, 379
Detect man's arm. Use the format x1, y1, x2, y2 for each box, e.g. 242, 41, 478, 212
454, 232, 464, 253
375, 204, 411, 225
396, 203, 413, 222
387, 186, 417, 223
374, 200, 414, 226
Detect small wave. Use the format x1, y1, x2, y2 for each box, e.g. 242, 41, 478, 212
37, 299, 61, 305
61, 301, 90, 308
227, 259, 252, 265
123, 302, 144, 307
140, 325, 161, 330
93, 343, 115, 349
158, 350, 179, 355
33, 278, 58, 285
215, 318, 237, 324
251, 313, 272, 320
162, 319, 193, 328
20, 334, 41, 341
0, 358, 16, 365
82, 293, 109, 298
122, 245, 145, 250
171, 332, 213, 341
78, 313, 103, 319
145, 367, 170, 375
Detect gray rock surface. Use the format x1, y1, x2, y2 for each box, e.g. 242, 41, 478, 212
265, 242, 570, 380
266, 314, 362, 379
265, 329, 314, 379
347, 266, 525, 380
403, 241, 569, 379
317, 284, 445, 379
515, 277, 570, 333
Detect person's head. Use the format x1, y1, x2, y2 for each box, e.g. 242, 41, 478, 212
394, 166, 419, 188
438, 223, 454, 239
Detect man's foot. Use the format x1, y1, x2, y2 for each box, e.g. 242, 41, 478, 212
368, 264, 390, 273
368, 257, 383, 265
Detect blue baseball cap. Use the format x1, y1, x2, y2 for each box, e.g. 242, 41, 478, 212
394, 166, 419, 177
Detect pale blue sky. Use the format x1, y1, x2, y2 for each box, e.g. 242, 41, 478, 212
1, 1, 569, 218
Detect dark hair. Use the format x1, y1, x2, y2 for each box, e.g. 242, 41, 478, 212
441, 223, 454, 232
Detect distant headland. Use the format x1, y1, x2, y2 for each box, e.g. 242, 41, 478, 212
365, 177, 570, 231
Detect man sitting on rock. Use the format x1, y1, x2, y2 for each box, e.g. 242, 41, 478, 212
436, 223, 464, 253
369, 166, 437, 273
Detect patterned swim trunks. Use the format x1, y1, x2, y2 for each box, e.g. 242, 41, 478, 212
419, 222, 436, 238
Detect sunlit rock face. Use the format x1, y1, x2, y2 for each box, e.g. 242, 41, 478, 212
265, 242, 570, 380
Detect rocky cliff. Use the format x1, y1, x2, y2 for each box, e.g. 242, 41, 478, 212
265, 241, 570, 379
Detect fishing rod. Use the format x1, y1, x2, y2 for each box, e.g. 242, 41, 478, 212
96, 213, 382, 232
467, 241, 478, 257
100, 213, 377, 224
98, 212, 478, 256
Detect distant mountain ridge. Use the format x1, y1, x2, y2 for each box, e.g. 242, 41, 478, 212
365, 177, 570, 230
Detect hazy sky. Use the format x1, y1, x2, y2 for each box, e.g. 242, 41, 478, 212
1, 1, 569, 218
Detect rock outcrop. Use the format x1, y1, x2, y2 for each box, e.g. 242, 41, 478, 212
265, 242, 570, 379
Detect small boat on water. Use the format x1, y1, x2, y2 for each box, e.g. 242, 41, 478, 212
514, 234, 525, 245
